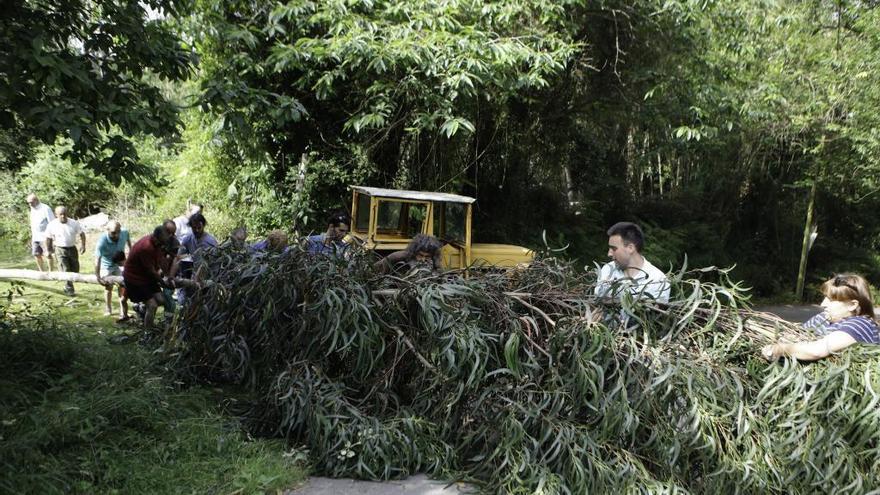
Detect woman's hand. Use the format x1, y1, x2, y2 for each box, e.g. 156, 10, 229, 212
761, 344, 780, 361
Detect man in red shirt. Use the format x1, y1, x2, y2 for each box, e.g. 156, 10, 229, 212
124, 226, 173, 330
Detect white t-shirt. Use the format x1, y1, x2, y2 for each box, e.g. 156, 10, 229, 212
29, 202, 55, 242
594, 258, 670, 303
45, 218, 84, 248
174, 215, 192, 241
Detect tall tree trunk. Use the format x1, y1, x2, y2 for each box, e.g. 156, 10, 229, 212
795, 181, 817, 300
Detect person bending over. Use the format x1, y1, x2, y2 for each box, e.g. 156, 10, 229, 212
374, 234, 443, 275
762, 273, 880, 362
124, 227, 173, 330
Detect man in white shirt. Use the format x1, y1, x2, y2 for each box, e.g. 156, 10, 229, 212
45, 206, 86, 296
594, 222, 670, 303
173, 203, 202, 242
27, 193, 55, 272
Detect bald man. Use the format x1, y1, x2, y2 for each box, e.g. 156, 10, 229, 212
44, 206, 86, 296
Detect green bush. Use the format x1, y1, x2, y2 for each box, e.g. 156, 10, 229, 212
0, 302, 307, 494
18, 144, 115, 218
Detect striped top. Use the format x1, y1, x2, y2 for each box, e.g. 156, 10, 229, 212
803, 313, 880, 344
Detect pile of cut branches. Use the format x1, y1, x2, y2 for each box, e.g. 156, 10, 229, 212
168, 247, 880, 493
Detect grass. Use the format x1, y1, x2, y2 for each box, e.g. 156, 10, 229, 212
0, 240, 308, 494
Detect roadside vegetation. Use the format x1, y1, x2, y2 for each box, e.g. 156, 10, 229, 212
0, 247, 306, 494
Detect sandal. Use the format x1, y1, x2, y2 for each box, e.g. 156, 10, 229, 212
115, 315, 132, 324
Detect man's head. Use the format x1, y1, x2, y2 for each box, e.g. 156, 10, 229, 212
606, 222, 644, 269
105, 220, 122, 241
325, 211, 350, 242
152, 225, 170, 245
189, 212, 207, 237
26, 193, 39, 208
54, 206, 68, 223
162, 219, 177, 238
266, 229, 289, 252
405, 234, 443, 269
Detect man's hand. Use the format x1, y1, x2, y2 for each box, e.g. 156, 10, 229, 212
79, 245, 86, 254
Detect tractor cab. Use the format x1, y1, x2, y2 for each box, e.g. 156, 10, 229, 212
349, 186, 533, 269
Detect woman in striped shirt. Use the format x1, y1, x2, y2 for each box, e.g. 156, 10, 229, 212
762, 273, 880, 361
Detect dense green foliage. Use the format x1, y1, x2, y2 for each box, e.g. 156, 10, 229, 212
170, 247, 880, 492
171, 0, 880, 296
6, 1, 880, 295
0, 0, 194, 181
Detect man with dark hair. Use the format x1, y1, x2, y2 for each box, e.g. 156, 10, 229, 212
375, 234, 443, 274
305, 211, 351, 257
177, 212, 217, 305
124, 226, 173, 330
595, 221, 669, 303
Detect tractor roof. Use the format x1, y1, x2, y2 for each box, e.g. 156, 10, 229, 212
350, 185, 476, 204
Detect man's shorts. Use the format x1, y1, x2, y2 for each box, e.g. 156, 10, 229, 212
99, 265, 122, 277
31, 240, 53, 256
100, 265, 124, 294
58, 246, 79, 273
123, 279, 161, 304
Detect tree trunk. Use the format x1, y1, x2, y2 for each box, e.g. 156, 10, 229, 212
795, 181, 817, 301
0, 269, 202, 289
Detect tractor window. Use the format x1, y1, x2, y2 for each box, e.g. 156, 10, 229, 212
376, 201, 402, 231
355, 194, 371, 232
376, 200, 428, 238
439, 202, 467, 244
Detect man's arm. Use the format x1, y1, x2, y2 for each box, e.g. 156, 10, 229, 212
762, 331, 857, 362
45, 232, 54, 256
79, 232, 86, 254
168, 256, 181, 279
374, 250, 409, 274
94, 258, 105, 286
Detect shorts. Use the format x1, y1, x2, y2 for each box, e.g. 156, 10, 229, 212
31, 240, 53, 256
58, 246, 80, 273
124, 279, 161, 304
100, 265, 122, 277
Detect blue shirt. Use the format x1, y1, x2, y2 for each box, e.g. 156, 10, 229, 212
178, 232, 218, 262
95, 230, 129, 269
804, 313, 880, 344
305, 234, 348, 257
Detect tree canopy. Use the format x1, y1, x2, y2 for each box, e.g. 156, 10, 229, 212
0, 0, 194, 182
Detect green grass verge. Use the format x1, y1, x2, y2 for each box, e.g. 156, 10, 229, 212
1, 242, 308, 494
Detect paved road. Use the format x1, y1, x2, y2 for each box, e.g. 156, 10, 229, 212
289, 475, 472, 495
754, 304, 820, 323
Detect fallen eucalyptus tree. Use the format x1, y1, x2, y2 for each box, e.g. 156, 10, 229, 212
166, 247, 880, 493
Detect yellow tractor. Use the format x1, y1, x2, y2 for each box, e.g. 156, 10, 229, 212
349, 185, 534, 269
